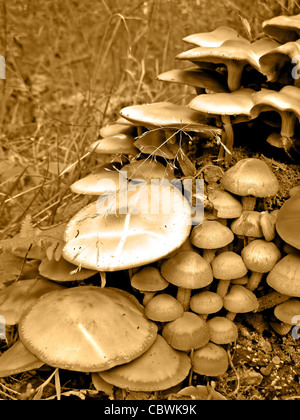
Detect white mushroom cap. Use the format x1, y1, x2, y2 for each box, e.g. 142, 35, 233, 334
63, 181, 192, 271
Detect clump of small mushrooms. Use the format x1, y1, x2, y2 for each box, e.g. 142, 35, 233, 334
0, 12, 300, 400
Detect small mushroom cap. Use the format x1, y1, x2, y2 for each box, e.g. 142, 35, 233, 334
211, 251, 248, 280
223, 285, 258, 313
190, 291, 223, 315
70, 170, 127, 196
157, 67, 228, 92
183, 26, 249, 47
131, 266, 169, 292
89, 134, 139, 155
267, 254, 300, 297
241, 239, 281, 273
160, 251, 213, 289
259, 39, 300, 82
231, 211, 263, 238
262, 14, 300, 43
208, 189, 242, 219
19, 286, 158, 372
0, 278, 64, 325
191, 342, 229, 376
207, 316, 238, 344
162, 311, 210, 351
133, 129, 175, 159
119, 102, 221, 136
276, 193, 300, 250
145, 294, 184, 322
188, 88, 255, 116
274, 299, 300, 325
191, 220, 234, 250
122, 159, 174, 182
221, 158, 280, 198
63, 182, 192, 271
39, 257, 98, 281
173, 385, 227, 400
98, 335, 191, 392
0, 340, 44, 378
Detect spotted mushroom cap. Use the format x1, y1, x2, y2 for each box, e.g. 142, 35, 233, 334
98, 334, 191, 392
18, 286, 158, 372
63, 181, 192, 271
262, 14, 300, 43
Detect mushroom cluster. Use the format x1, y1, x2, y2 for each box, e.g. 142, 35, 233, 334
0, 12, 300, 400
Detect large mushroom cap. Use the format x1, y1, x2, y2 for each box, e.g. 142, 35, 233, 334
221, 158, 280, 198
63, 181, 192, 271
274, 299, 300, 325
267, 254, 300, 297
119, 101, 221, 136
156, 67, 228, 93
183, 26, 249, 47
18, 286, 158, 372
98, 335, 191, 392
262, 14, 300, 43
188, 88, 255, 116
276, 193, 300, 250
259, 39, 300, 82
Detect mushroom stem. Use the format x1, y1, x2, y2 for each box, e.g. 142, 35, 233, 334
241, 196, 257, 211
256, 292, 290, 312
225, 311, 237, 321
202, 249, 217, 263
226, 61, 245, 92
216, 280, 231, 298
280, 111, 297, 139
176, 288, 191, 311
99, 271, 106, 288
142, 292, 156, 306
221, 115, 234, 166
246, 272, 263, 292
